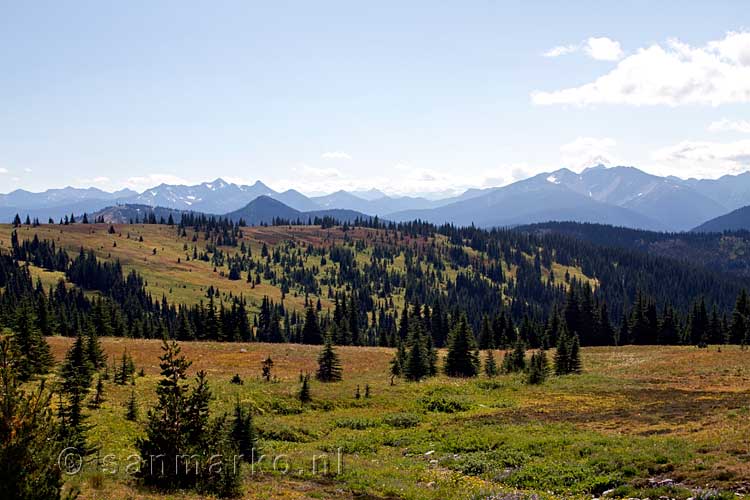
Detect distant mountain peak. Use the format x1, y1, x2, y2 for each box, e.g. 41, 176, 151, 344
582, 163, 608, 172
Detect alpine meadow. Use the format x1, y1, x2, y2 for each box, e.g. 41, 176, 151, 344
3, 3, 750, 500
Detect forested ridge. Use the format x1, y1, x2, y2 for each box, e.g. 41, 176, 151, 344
519, 221, 750, 277
2, 215, 750, 350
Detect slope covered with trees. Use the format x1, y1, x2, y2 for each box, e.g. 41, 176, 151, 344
1, 215, 750, 352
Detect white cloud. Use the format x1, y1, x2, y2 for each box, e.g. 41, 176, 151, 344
560, 137, 618, 170
542, 37, 623, 61
708, 118, 750, 133
584, 37, 624, 61
652, 139, 750, 178
532, 31, 750, 106
321, 151, 352, 160
0, 167, 7, 174
23, 168, 32, 173
124, 173, 191, 191
543, 44, 578, 58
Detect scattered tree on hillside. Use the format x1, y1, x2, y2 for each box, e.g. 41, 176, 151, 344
231, 400, 258, 462
444, 315, 479, 377
59, 329, 94, 452
554, 326, 582, 375
526, 350, 549, 385
484, 349, 498, 377
0, 337, 67, 500
261, 355, 273, 382
316, 334, 343, 382
136, 339, 242, 496
299, 373, 312, 404
502, 336, 526, 373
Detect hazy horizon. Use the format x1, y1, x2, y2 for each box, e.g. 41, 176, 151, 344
4, 162, 750, 199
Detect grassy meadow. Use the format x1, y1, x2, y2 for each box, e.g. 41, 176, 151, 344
0, 223, 595, 318
3, 223, 747, 498
42, 337, 750, 500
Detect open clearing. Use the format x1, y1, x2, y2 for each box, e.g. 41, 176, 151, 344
43, 338, 750, 500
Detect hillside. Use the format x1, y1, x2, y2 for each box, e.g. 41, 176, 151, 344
2, 217, 747, 346
223, 195, 373, 225
518, 221, 750, 278
692, 205, 750, 233
90, 203, 192, 224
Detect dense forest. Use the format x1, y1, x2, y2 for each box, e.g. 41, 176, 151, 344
519, 221, 750, 277
2, 214, 750, 351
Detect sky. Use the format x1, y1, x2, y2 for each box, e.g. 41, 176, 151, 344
1, 0, 749, 197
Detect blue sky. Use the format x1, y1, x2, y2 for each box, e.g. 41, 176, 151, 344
1, 1, 749, 196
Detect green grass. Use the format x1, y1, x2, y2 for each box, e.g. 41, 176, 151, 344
41, 338, 750, 500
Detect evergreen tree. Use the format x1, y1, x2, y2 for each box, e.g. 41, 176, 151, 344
59, 329, 94, 452
301, 307, 323, 344
115, 350, 135, 385
502, 336, 526, 373
484, 349, 498, 377
299, 373, 312, 404
261, 355, 273, 382
316, 334, 343, 382
90, 375, 105, 409
125, 389, 138, 421
526, 350, 549, 385
0, 337, 66, 500
390, 340, 405, 378
86, 325, 107, 369
554, 326, 571, 376
554, 327, 582, 375
444, 315, 479, 377
730, 289, 749, 344
10, 304, 53, 381
568, 333, 582, 374
136, 339, 242, 495
230, 400, 258, 462
404, 320, 430, 381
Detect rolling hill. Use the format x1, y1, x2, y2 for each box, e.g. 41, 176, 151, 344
518, 221, 750, 278
692, 205, 750, 233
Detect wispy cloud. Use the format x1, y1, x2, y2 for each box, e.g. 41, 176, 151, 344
543, 37, 623, 61
0, 167, 8, 174
321, 151, 352, 160
560, 137, 618, 169
708, 119, 750, 134
652, 139, 750, 178
543, 44, 577, 58
533, 31, 750, 106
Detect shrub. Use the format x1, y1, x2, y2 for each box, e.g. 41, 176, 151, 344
383, 412, 421, 428
334, 417, 379, 430
421, 395, 471, 413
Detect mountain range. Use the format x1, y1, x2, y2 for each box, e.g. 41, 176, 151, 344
5, 164, 750, 231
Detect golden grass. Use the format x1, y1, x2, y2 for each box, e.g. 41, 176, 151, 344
41, 338, 750, 499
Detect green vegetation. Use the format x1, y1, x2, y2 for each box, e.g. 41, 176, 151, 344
3, 221, 750, 498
